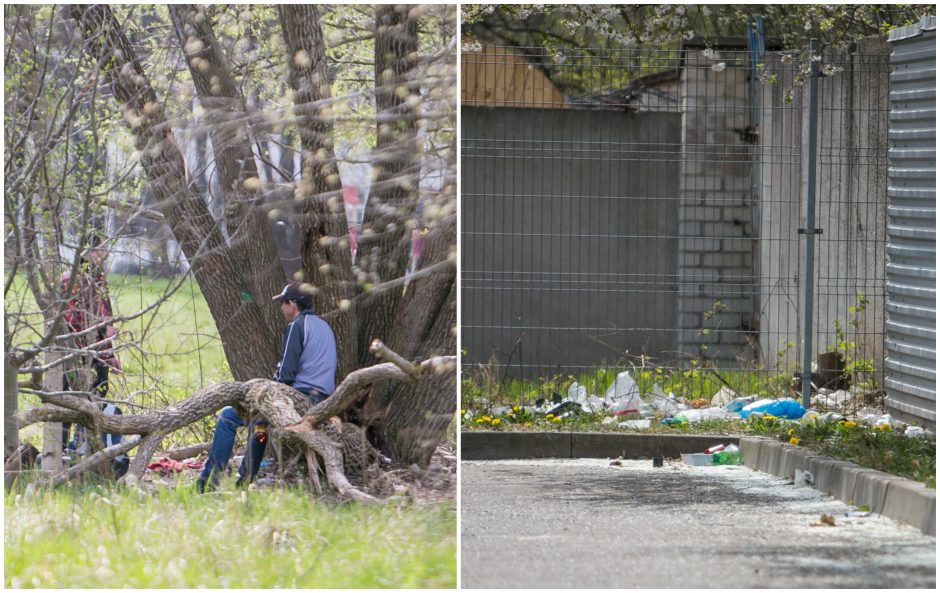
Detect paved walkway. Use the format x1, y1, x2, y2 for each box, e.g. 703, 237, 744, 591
461, 459, 937, 588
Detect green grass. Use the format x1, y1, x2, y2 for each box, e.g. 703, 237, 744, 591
9, 273, 229, 446
4, 481, 456, 588
107, 274, 230, 394
6, 273, 456, 587
742, 415, 936, 488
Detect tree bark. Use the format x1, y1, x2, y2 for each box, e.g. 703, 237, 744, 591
360, 218, 456, 465
376, 282, 456, 465
357, 5, 421, 363
168, 4, 286, 351
278, 4, 358, 380
68, 4, 279, 380
39, 351, 63, 473
4, 358, 18, 455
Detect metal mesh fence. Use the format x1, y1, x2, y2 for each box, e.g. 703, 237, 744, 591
461, 43, 890, 413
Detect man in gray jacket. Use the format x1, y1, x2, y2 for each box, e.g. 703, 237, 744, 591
197, 282, 337, 491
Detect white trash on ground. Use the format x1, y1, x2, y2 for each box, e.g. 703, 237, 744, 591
675, 407, 739, 424
710, 386, 738, 408
619, 419, 651, 429
649, 384, 683, 415
904, 426, 926, 438
605, 371, 643, 414
565, 382, 607, 414
813, 389, 854, 409
794, 469, 815, 487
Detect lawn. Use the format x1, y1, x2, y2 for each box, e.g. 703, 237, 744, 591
5, 273, 457, 588
5, 481, 456, 588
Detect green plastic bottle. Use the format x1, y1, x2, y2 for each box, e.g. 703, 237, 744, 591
711, 445, 741, 465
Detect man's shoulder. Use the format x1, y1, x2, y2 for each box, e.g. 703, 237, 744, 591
299, 311, 334, 334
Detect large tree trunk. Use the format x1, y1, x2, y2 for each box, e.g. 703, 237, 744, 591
356, 5, 421, 363
168, 4, 286, 345
68, 4, 279, 380
363, 220, 457, 465
63, 4, 455, 470
278, 5, 358, 380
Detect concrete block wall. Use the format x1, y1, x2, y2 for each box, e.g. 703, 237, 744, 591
677, 50, 758, 365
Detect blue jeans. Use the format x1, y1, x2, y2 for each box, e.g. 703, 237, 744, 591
200, 389, 328, 485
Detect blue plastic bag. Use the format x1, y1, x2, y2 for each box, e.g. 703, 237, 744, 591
739, 398, 805, 419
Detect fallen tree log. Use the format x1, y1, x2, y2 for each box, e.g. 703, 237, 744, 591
155, 443, 211, 461
14, 348, 456, 501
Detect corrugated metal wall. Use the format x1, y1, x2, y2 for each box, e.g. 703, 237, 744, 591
885, 17, 936, 428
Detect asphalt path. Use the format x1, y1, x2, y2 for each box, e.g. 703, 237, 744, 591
461, 459, 937, 589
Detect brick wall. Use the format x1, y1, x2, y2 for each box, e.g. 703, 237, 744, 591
676, 50, 758, 365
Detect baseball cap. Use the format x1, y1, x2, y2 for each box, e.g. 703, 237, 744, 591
272, 282, 310, 303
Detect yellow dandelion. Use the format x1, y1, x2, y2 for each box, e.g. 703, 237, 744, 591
461, 409, 466, 416
481, 416, 491, 422
491, 418, 501, 426
843, 421, 857, 428
545, 414, 555, 420
513, 405, 520, 413
474, 419, 483, 424
878, 424, 890, 431
552, 416, 562, 423
788, 428, 795, 436
789, 437, 799, 445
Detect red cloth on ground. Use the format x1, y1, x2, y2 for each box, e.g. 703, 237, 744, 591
146, 457, 204, 475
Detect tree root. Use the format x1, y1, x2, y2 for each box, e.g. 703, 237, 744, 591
17, 350, 455, 502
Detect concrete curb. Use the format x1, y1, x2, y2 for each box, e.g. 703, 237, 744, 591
461, 431, 936, 537
740, 436, 935, 536
462, 431, 738, 460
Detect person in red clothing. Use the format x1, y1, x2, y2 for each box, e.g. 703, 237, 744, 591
59, 234, 122, 467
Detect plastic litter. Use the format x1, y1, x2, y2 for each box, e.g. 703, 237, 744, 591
794, 469, 815, 487
904, 426, 926, 438
817, 412, 845, 424
619, 419, 651, 429
650, 384, 682, 415
801, 410, 820, 423
860, 413, 893, 429
567, 382, 587, 402
605, 371, 642, 414
681, 453, 712, 466
710, 444, 740, 465
565, 382, 605, 414
813, 389, 853, 409
675, 407, 738, 424
740, 398, 806, 420
723, 396, 755, 413
710, 386, 738, 408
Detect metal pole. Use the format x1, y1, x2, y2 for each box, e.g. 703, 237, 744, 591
800, 39, 821, 408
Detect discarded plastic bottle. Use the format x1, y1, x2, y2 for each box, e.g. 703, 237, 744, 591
711, 444, 741, 465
